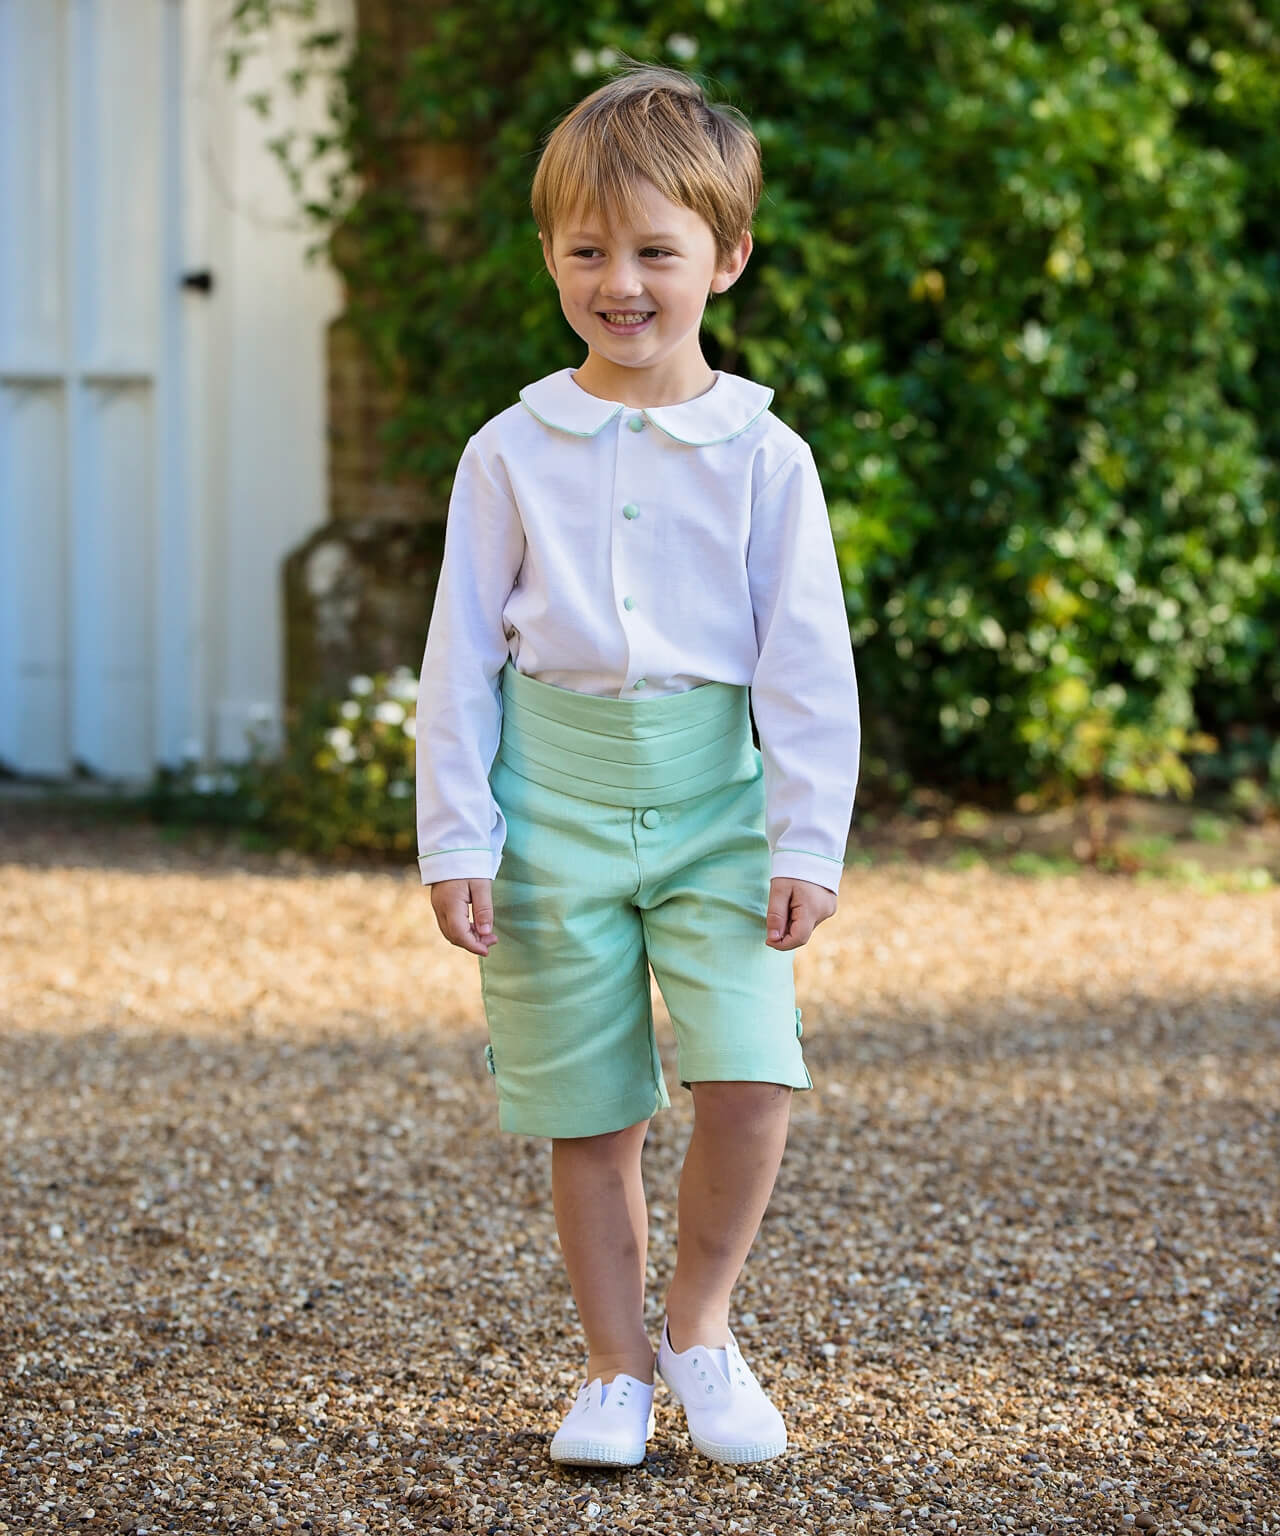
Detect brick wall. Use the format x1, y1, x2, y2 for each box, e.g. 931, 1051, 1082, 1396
287, 0, 481, 711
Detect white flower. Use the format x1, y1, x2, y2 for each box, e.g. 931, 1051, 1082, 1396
336, 744, 358, 764
666, 32, 698, 60
339, 701, 362, 721
597, 46, 619, 68
571, 47, 596, 76
402, 717, 417, 740
348, 674, 374, 696
387, 672, 419, 704
1020, 320, 1050, 364
325, 727, 353, 751
374, 700, 406, 726
388, 780, 412, 799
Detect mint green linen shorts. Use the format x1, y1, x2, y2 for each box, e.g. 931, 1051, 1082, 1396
478, 663, 811, 1139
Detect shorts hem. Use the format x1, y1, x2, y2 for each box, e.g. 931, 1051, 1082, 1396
495, 1084, 670, 1139
676, 1058, 813, 1093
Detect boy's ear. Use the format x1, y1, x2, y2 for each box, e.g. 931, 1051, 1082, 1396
710, 229, 753, 296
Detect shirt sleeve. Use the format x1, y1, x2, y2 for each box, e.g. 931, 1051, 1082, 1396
747, 442, 861, 895
415, 434, 525, 885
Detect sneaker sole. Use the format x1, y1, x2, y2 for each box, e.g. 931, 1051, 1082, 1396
549, 1439, 648, 1466
686, 1430, 787, 1464
549, 1408, 656, 1467
657, 1364, 787, 1464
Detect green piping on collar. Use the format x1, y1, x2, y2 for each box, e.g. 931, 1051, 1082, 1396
644, 389, 775, 447
517, 393, 624, 438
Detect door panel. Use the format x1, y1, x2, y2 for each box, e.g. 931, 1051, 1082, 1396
72, 383, 155, 779
74, 0, 163, 367
0, 385, 68, 774
0, 0, 64, 367
0, 0, 173, 780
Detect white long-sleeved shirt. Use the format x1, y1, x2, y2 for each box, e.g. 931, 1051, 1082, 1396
414, 366, 860, 894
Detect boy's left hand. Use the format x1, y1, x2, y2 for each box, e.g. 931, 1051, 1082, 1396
765, 877, 838, 950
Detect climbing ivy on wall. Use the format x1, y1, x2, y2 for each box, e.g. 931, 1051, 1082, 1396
227, 0, 1280, 808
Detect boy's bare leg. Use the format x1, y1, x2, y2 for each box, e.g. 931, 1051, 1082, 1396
551, 1119, 655, 1385
663, 1081, 792, 1351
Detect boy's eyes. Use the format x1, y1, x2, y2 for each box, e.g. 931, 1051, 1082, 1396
570, 247, 673, 259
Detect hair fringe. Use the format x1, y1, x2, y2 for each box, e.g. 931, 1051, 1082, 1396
530, 58, 762, 266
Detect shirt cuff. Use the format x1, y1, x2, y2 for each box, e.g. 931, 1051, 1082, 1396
417, 848, 499, 886
769, 847, 845, 895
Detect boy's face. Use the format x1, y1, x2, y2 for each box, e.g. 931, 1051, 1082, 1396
541, 178, 751, 389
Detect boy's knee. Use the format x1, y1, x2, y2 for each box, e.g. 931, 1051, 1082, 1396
690, 1080, 791, 1131
552, 1119, 649, 1163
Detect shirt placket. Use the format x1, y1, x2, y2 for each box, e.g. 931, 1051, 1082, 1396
610, 408, 653, 696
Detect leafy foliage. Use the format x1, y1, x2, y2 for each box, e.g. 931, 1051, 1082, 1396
147, 669, 418, 857
227, 0, 1280, 807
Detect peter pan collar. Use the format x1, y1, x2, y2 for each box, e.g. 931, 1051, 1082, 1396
518, 367, 774, 446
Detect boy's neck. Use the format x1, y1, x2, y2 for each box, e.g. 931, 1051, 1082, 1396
570, 350, 719, 410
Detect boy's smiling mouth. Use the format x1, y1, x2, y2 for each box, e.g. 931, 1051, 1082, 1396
598, 310, 655, 332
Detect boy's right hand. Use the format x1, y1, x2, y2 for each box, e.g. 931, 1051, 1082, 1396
429, 878, 497, 956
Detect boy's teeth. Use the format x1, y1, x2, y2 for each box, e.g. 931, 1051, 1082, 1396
603, 311, 651, 323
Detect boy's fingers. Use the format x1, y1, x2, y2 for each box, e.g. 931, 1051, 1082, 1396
431, 881, 492, 955
451, 921, 489, 955
789, 910, 817, 948
442, 900, 476, 948
770, 914, 812, 950
470, 881, 495, 938
765, 876, 835, 950
765, 884, 791, 943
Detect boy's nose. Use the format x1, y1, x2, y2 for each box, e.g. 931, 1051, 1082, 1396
599, 264, 645, 297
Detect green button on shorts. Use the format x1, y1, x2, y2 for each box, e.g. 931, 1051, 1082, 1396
478, 663, 812, 1139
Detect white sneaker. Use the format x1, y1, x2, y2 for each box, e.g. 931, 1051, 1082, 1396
656, 1316, 787, 1464
549, 1373, 656, 1466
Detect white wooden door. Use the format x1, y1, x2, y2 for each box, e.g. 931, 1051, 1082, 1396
0, 0, 187, 782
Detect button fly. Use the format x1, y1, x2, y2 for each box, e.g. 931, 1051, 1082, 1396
641, 808, 661, 829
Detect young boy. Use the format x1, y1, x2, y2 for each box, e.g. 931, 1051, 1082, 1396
415, 62, 860, 1466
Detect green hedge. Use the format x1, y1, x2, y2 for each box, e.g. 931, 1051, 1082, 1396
234, 0, 1280, 805
146, 668, 419, 857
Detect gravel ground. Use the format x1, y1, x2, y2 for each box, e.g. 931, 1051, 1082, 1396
1, 810, 1278, 1534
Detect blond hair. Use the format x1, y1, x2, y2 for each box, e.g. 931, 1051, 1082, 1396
530, 61, 762, 268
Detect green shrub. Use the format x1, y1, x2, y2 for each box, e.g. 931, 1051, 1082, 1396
229, 0, 1280, 807
146, 668, 418, 858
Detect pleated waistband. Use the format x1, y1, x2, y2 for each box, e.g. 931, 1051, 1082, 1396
495, 662, 757, 807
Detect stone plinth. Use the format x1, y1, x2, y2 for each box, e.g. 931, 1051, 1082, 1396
283, 518, 446, 714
